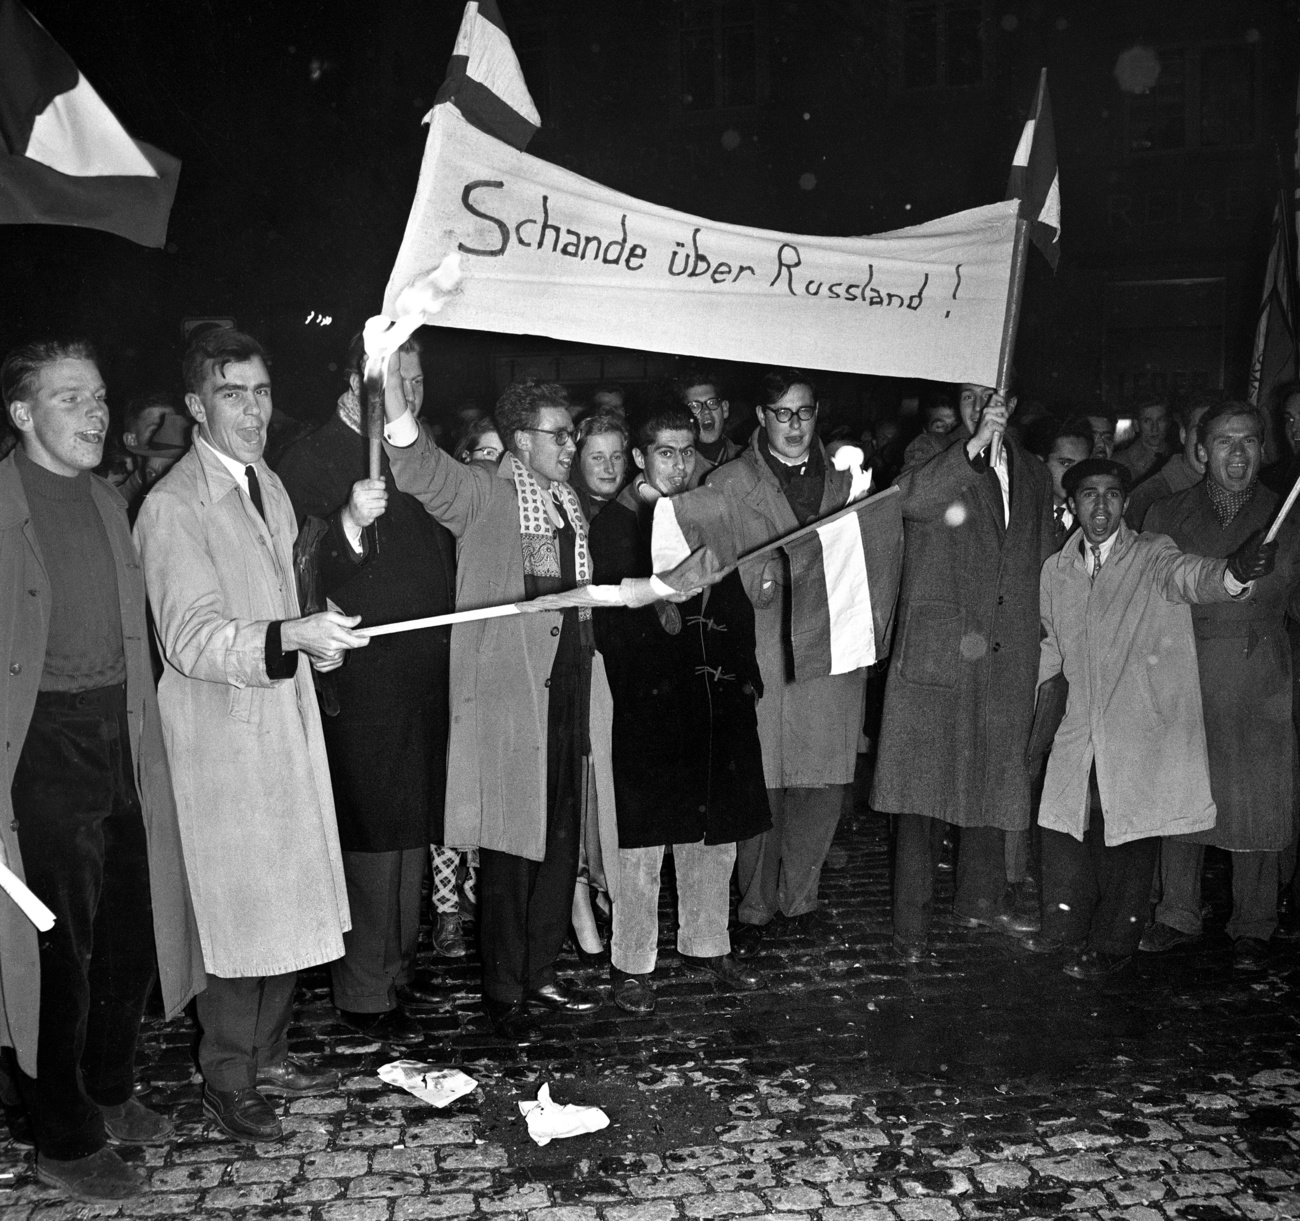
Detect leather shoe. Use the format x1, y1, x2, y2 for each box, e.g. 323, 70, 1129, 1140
892, 937, 928, 963
37, 1147, 144, 1201
955, 910, 1040, 936
681, 954, 761, 990
99, 1096, 175, 1144
202, 1084, 283, 1142
730, 923, 766, 959
335, 1007, 424, 1048
256, 1054, 339, 1097
483, 998, 545, 1043
395, 972, 443, 1006
1062, 949, 1131, 980
611, 971, 657, 1014
430, 911, 469, 958
1137, 922, 1200, 953
526, 980, 602, 1012
1234, 937, 1271, 972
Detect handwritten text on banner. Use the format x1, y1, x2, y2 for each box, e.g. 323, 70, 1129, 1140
384, 105, 1019, 386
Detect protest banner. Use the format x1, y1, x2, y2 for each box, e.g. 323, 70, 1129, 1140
382, 102, 1020, 388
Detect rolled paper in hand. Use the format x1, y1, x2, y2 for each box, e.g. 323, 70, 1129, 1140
1264, 471, 1300, 545
0, 860, 55, 931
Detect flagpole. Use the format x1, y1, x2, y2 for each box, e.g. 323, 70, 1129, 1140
364, 358, 385, 481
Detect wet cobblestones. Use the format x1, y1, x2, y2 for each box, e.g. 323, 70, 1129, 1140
2, 801, 1297, 1221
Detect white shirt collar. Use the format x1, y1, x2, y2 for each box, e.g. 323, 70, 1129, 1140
198, 434, 251, 494
1085, 528, 1120, 574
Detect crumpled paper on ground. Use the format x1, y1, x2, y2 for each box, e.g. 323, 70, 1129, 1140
518, 1083, 610, 1146
378, 1060, 477, 1108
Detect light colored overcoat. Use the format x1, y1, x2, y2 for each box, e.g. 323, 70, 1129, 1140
135, 443, 350, 977
385, 429, 620, 886
0, 452, 204, 1074
704, 435, 865, 788
1038, 523, 1231, 846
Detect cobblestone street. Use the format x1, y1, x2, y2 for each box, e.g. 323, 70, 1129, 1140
3, 790, 1298, 1221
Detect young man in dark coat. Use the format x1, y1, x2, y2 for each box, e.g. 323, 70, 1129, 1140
591, 399, 769, 1014
872, 382, 1055, 960
276, 334, 456, 1041
1, 342, 204, 1200
1141, 401, 1300, 972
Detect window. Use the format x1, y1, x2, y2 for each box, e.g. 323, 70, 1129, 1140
679, 0, 759, 111
1126, 43, 1256, 154
1105, 280, 1225, 409
901, 1, 985, 90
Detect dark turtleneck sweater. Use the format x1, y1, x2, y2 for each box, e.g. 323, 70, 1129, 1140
759, 435, 826, 526
17, 448, 125, 692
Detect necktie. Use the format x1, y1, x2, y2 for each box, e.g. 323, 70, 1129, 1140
1090, 543, 1102, 581
245, 465, 265, 521
1054, 504, 1067, 546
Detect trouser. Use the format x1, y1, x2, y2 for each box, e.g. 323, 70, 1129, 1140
1040, 803, 1158, 957
11, 684, 156, 1161
195, 974, 296, 1091
477, 672, 583, 1004
612, 840, 736, 974
1005, 828, 1032, 887
736, 785, 845, 926
892, 815, 1007, 944
330, 848, 425, 1013
430, 846, 479, 915
1154, 840, 1280, 942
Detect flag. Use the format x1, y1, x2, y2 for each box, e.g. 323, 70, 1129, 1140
1006, 68, 1060, 269
1247, 190, 1298, 413
0, 0, 179, 247
433, 0, 541, 151
652, 485, 904, 683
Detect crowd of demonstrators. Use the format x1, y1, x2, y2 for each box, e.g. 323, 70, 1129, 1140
7, 322, 1300, 1204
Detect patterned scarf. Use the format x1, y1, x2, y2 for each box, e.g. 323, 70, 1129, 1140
1207, 478, 1257, 527
507, 451, 591, 590
336, 386, 364, 435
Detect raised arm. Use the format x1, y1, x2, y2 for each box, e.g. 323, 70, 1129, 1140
892, 433, 983, 522
1146, 534, 1237, 605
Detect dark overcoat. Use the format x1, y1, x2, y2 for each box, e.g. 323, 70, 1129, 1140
1146, 483, 1300, 851
0, 453, 204, 1074
590, 486, 771, 849
276, 415, 456, 851
870, 427, 1055, 829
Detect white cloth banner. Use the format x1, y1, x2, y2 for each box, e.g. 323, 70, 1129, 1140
384, 105, 1019, 386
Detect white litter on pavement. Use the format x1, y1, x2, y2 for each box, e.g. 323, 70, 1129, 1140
518, 1083, 610, 1146
378, 1060, 477, 1108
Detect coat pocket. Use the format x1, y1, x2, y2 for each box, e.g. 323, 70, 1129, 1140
227, 684, 254, 723
898, 600, 962, 690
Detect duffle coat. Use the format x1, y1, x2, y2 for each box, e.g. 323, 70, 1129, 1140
1146, 483, 1300, 851
385, 428, 621, 889
135, 443, 350, 977
0, 452, 204, 1075
871, 428, 1055, 829
704, 434, 865, 789
1038, 523, 1230, 846
590, 485, 771, 848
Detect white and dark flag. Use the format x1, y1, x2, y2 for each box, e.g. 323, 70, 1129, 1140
1005, 68, 1060, 270
0, 0, 180, 247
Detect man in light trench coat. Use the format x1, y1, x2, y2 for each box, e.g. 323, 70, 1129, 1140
136, 328, 376, 1143
1027, 458, 1273, 980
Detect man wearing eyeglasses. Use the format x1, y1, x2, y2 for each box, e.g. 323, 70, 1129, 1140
382, 374, 695, 1039
676, 368, 742, 487
871, 381, 1055, 962
703, 368, 867, 954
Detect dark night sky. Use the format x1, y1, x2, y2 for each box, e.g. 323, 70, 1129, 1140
2, 1, 476, 416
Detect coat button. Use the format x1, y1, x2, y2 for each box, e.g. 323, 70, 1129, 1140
551, 626, 560, 637
27, 589, 37, 596
992, 642, 1001, 652
8, 821, 16, 832
8, 663, 19, 675
997, 595, 1005, 605
544, 678, 551, 688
